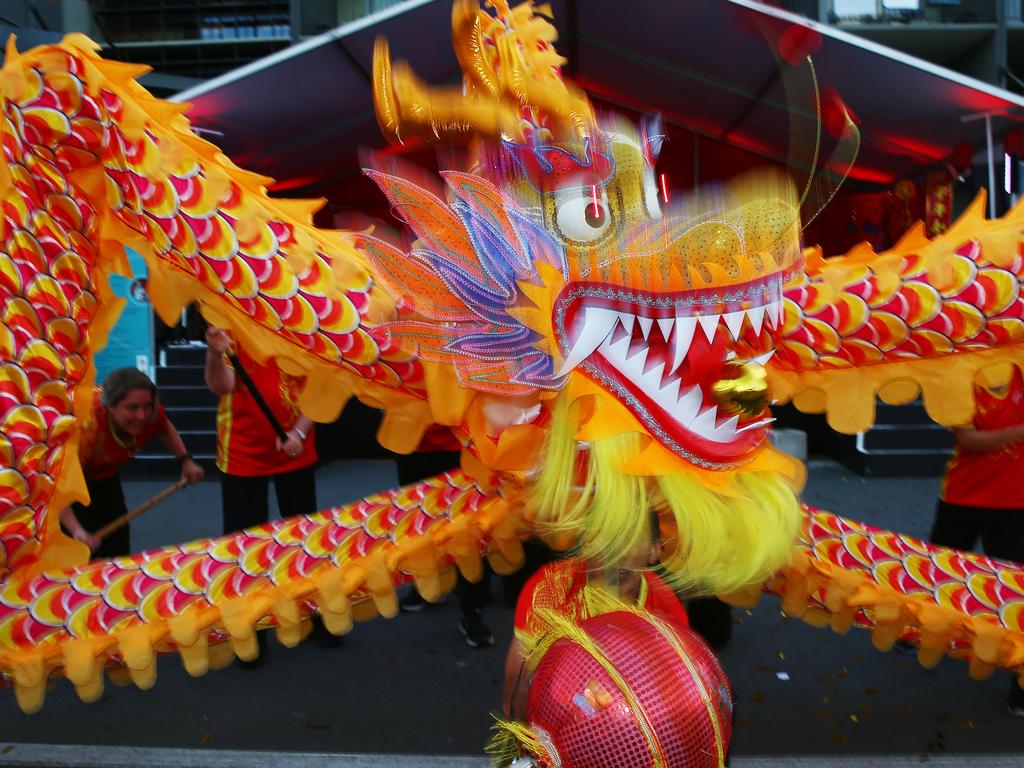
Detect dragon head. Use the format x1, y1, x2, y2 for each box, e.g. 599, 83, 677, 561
364, 0, 805, 591
519, 127, 801, 470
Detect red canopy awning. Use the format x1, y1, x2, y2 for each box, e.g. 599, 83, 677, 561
175, 0, 1024, 203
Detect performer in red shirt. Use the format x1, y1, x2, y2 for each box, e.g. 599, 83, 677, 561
204, 327, 317, 535
933, 366, 1024, 715
935, 368, 1024, 557
502, 522, 688, 718
61, 368, 204, 558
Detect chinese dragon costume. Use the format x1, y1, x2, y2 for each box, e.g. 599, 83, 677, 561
0, 0, 1021, 737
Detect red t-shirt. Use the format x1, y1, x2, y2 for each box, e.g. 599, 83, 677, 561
79, 387, 169, 480
514, 558, 689, 636
941, 368, 1024, 509
216, 348, 317, 477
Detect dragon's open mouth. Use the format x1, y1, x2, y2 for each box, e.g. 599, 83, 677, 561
555, 276, 782, 467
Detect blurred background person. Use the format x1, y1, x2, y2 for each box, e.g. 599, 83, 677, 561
931, 367, 1024, 716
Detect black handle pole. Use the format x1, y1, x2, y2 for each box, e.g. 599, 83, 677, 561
227, 352, 289, 442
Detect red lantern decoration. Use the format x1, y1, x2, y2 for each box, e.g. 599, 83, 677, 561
952, 142, 973, 172
778, 24, 822, 65
514, 611, 733, 768
1004, 128, 1023, 157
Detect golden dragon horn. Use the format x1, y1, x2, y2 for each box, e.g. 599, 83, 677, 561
372, 0, 595, 146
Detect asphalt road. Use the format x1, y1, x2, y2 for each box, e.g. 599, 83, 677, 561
0, 458, 1020, 760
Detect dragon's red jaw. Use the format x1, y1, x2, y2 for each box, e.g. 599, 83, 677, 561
555, 278, 782, 468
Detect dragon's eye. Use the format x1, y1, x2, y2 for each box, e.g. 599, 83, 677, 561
555, 187, 612, 242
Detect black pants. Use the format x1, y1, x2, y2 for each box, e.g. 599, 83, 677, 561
930, 500, 1024, 564
687, 596, 733, 651
72, 474, 130, 559
931, 499, 1024, 707
394, 450, 490, 612
220, 465, 318, 534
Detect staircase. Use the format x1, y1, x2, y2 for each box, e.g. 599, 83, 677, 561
774, 401, 954, 477
123, 344, 219, 479
833, 402, 954, 477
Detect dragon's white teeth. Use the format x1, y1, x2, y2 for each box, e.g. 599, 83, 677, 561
723, 311, 745, 341
600, 319, 646, 375
640, 360, 665, 390
747, 305, 765, 336
556, 307, 620, 376
671, 317, 697, 374
698, 314, 719, 343
603, 329, 631, 358
675, 384, 703, 422
655, 375, 682, 410
577, 300, 778, 381
624, 337, 648, 361
692, 404, 719, 434
575, 299, 783, 442
736, 416, 775, 433
594, 319, 777, 442
620, 344, 649, 379
715, 415, 740, 438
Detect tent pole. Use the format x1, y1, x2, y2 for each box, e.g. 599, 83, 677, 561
986, 113, 996, 219
963, 108, 1011, 219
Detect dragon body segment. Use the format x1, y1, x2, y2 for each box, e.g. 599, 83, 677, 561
1, 469, 521, 713
0, 2, 1021, 717
773, 196, 1024, 433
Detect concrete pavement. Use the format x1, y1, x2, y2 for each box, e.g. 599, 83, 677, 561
0, 745, 1022, 768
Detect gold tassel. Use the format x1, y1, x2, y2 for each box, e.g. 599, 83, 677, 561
486, 717, 545, 768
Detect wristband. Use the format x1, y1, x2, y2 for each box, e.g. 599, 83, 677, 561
175, 453, 194, 463
291, 427, 308, 442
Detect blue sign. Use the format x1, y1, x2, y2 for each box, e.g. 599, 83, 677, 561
94, 249, 155, 384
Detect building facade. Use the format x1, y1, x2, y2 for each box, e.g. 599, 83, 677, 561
1, 1, 405, 95
4, 2, 1022, 96
782, 0, 1023, 94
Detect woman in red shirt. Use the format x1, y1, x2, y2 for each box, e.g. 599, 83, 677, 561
61, 368, 204, 558
933, 367, 1024, 715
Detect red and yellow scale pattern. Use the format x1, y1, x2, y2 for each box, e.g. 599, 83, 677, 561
0, 37, 485, 713
0, 38, 428, 573
0, 46, 109, 579
778, 231, 1019, 372
771, 200, 1024, 432
766, 508, 1024, 687
781, 241, 1022, 368
13, 39, 425, 403
0, 469, 520, 713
